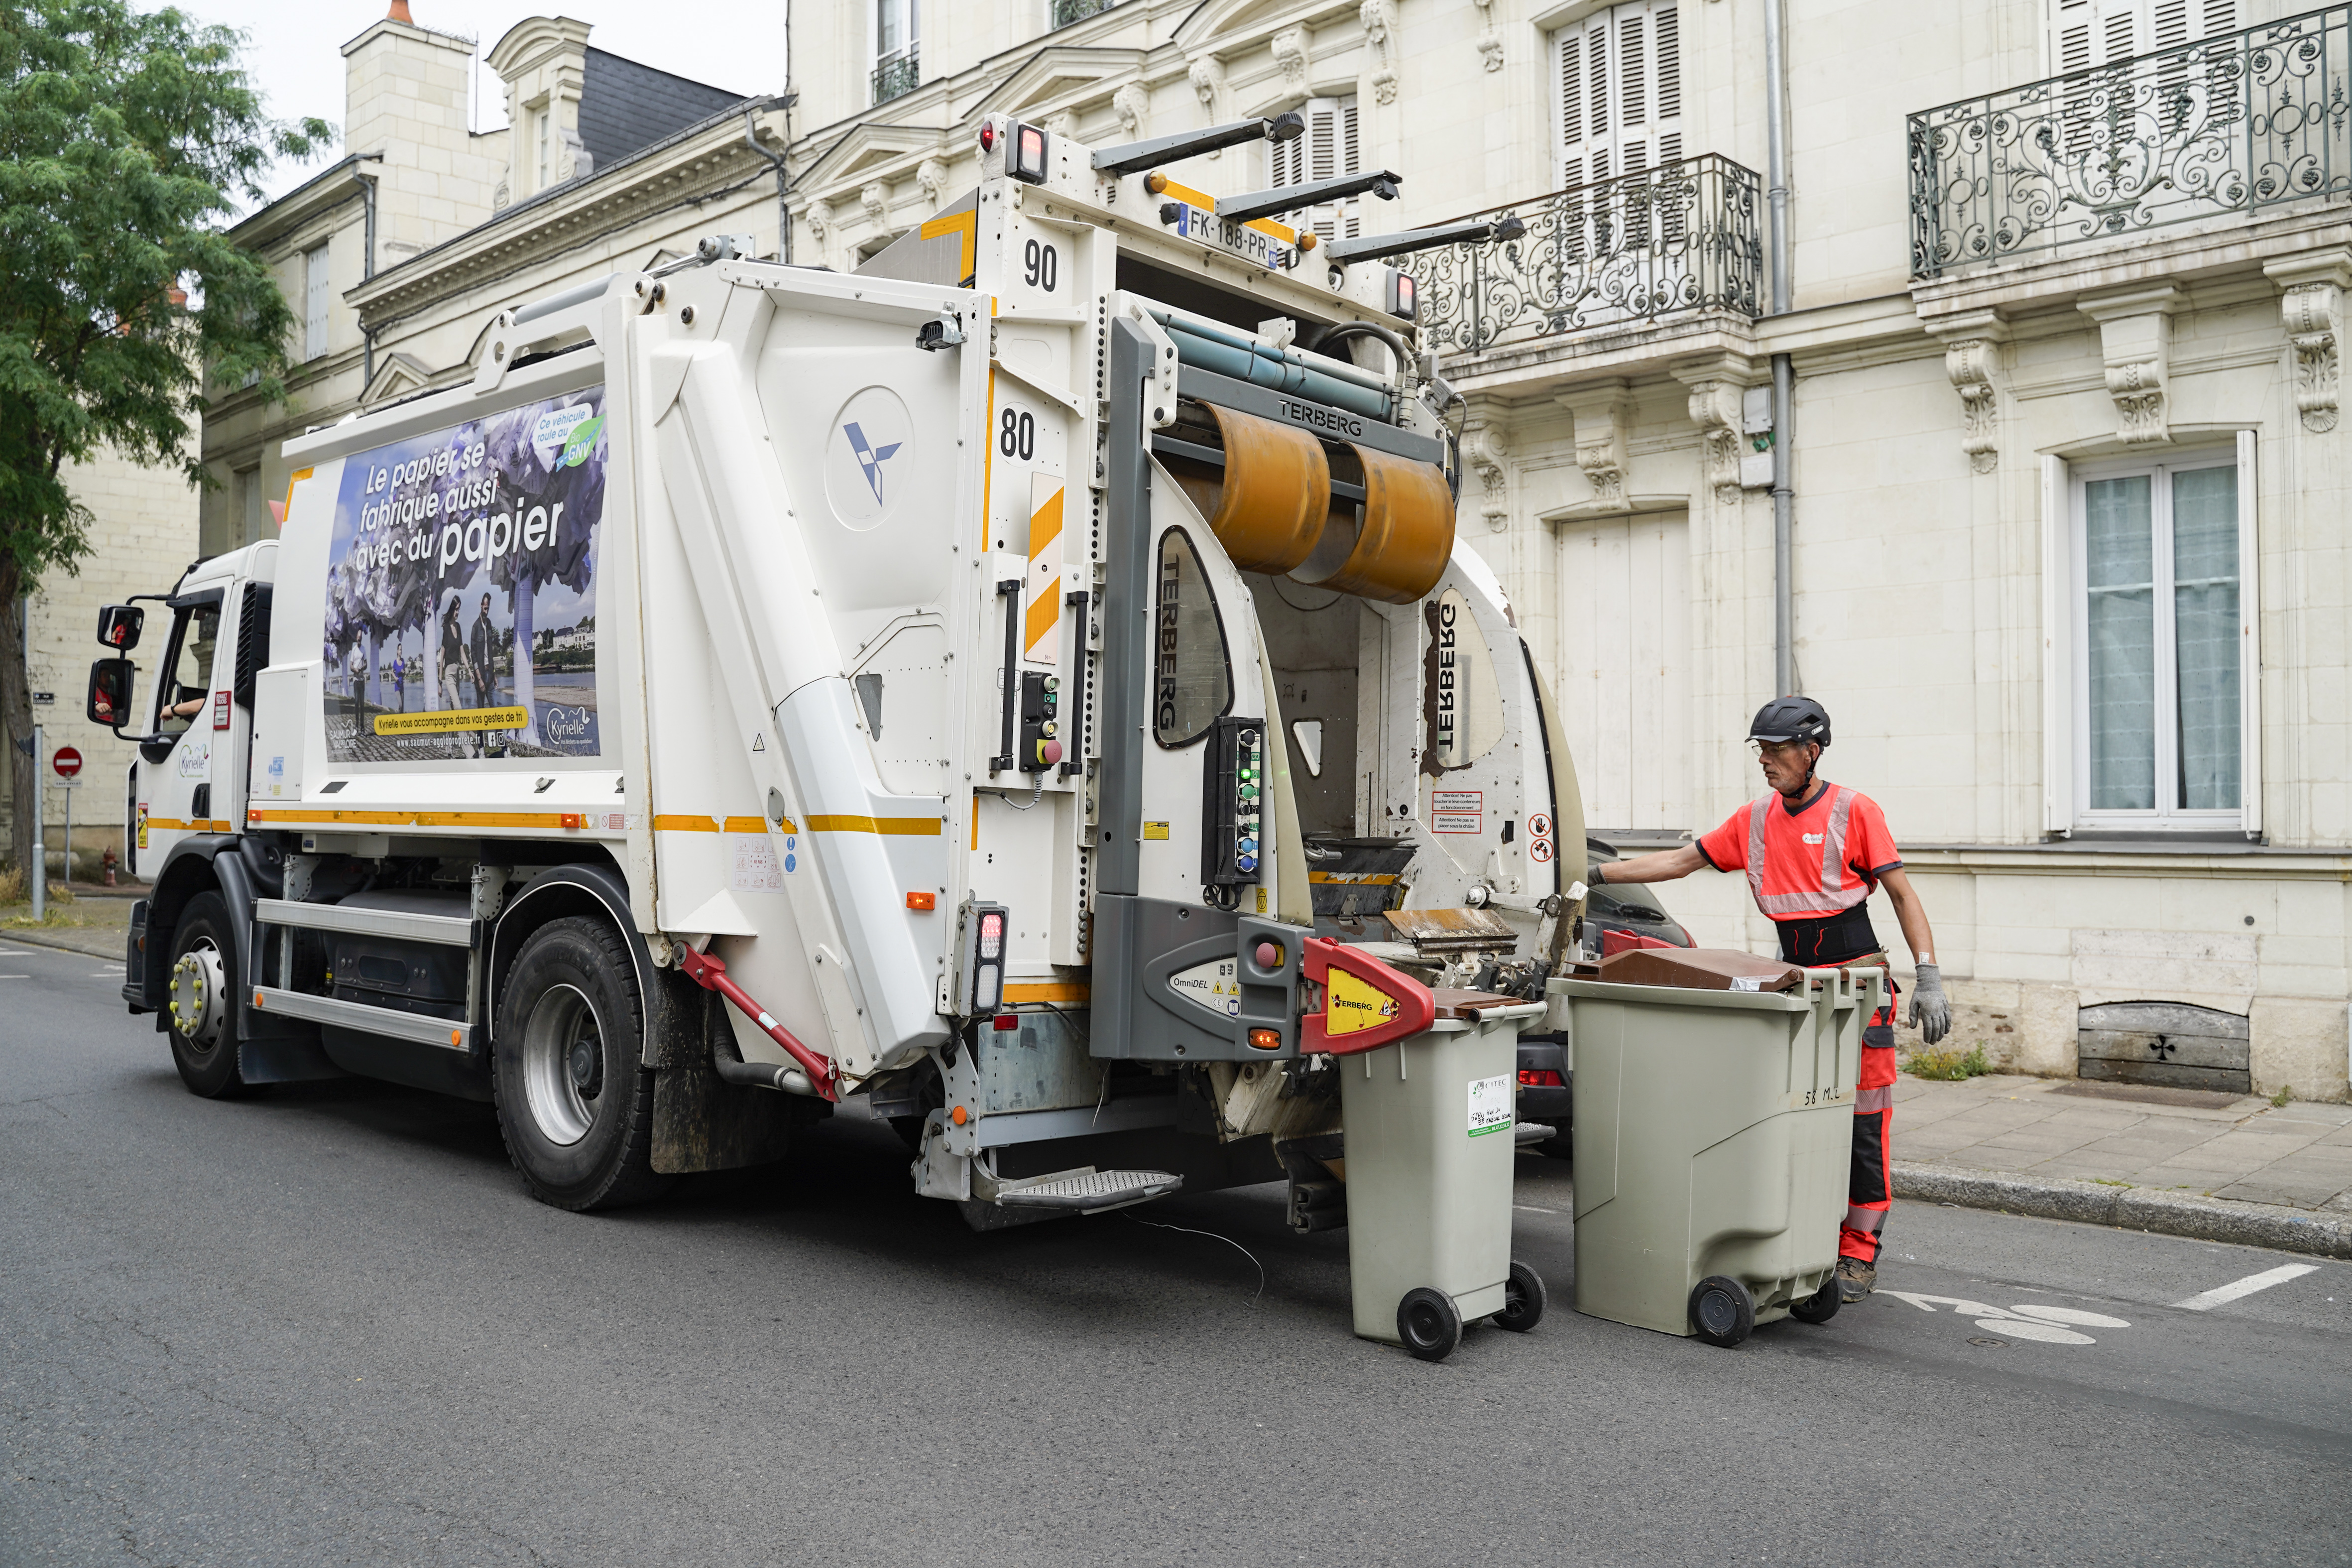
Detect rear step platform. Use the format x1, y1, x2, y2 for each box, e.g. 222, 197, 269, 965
993, 1169, 1183, 1213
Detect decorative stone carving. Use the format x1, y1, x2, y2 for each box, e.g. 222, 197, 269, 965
1683, 379, 1747, 503
1924, 308, 2008, 474
806, 198, 832, 244
1187, 57, 1225, 153
1113, 82, 1147, 141
1273, 27, 1309, 95
2079, 285, 2180, 447
2265, 254, 2352, 435
491, 178, 510, 213
1459, 402, 1511, 532
861, 182, 889, 227
1047, 109, 1075, 141
1360, 0, 1398, 104
917, 158, 948, 210
1556, 381, 1636, 510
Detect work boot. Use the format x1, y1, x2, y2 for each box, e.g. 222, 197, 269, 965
1836, 1256, 1877, 1303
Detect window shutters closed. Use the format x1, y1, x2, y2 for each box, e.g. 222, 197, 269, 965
1553, 0, 1682, 194
304, 243, 331, 362
1269, 96, 1362, 242
2051, 0, 2236, 73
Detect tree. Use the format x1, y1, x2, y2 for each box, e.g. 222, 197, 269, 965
0, 0, 329, 876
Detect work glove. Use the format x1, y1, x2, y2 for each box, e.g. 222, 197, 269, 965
1908, 961, 1951, 1046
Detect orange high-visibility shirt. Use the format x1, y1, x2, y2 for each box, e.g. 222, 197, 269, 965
1695, 782, 1903, 921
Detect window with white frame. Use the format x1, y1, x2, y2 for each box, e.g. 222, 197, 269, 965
303, 242, 330, 362
535, 109, 552, 189
1268, 96, 1361, 243
874, 0, 920, 102
2055, 441, 2258, 832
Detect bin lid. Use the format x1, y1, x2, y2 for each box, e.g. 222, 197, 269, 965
1596, 946, 1804, 993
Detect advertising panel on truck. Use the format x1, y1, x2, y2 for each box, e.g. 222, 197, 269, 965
319, 389, 608, 762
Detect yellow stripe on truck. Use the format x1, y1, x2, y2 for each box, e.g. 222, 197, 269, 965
806, 815, 941, 836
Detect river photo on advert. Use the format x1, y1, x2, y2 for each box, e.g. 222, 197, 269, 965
318, 388, 606, 763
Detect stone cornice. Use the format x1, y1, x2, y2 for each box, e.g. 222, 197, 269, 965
229, 155, 377, 254
346, 114, 776, 328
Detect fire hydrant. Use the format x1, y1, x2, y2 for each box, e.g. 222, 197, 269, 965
102, 846, 117, 887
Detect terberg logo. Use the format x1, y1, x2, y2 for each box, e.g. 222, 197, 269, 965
843, 420, 903, 503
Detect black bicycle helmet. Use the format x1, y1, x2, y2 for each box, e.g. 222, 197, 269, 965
1749, 695, 1831, 750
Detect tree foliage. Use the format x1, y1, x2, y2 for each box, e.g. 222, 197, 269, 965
0, 0, 329, 866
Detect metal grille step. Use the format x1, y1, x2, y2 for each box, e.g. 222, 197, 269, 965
992, 1169, 1183, 1212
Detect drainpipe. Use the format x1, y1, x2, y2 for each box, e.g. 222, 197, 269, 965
744, 91, 797, 264
356, 157, 382, 389
1764, 0, 1795, 696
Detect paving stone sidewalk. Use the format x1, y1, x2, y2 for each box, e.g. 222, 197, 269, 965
1893, 1071, 2352, 1212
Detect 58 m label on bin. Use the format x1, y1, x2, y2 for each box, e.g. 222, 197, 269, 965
1467, 1074, 1514, 1137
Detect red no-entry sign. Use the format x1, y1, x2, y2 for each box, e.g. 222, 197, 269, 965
52, 745, 82, 779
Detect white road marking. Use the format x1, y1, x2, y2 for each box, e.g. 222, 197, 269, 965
2172, 1262, 2319, 1312
1512, 1204, 1559, 1214
1882, 1291, 2131, 1345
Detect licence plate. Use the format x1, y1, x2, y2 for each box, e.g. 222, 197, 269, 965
1172, 203, 1294, 269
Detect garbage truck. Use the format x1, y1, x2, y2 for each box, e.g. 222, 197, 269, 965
82, 112, 1586, 1351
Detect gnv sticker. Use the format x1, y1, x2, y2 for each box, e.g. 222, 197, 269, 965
1467, 1073, 1514, 1136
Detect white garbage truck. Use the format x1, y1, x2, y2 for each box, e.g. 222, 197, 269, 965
84, 113, 1588, 1355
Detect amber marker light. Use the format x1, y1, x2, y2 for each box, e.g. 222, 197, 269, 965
1249, 1028, 1282, 1051
906, 891, 937, 911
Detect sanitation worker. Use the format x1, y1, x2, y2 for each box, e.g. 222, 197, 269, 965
1589, 696, 1952, 1302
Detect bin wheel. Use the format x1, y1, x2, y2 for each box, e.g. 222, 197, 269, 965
1397, 1288, 1463, 1362
1789, 1273, 1842, 1326
1688, 1275, 1756, 1347
1493, 1260, 1546, 1333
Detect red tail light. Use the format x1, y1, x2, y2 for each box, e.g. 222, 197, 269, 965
1519, 1068, 1564, 1087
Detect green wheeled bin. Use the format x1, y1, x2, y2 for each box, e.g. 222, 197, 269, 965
1549, 966, 1882, 1346
1339, 996, 1549, 1361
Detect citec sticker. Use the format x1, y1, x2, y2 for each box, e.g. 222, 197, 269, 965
1467, 1073, 1514, 1137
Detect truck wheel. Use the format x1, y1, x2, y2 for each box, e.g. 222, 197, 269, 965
165, 891, 251, 1099
1397, 1288, 1463, 1362
1688, 1275, 1757, 1347
1492, 1260, 1546, 1333
492, 917, 669, 1212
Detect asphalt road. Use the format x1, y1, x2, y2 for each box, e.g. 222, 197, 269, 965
4, 936, 2349, 1567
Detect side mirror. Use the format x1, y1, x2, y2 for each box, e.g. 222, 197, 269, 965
97, 605, 144, 651
139, 732, 178, 766
86, 658, 135, 731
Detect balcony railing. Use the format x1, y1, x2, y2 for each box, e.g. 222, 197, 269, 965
1051, 0, 1116, 26
1909, 4, 2352, 279
1418, 153, 1764, 360
871, 47, 920, 106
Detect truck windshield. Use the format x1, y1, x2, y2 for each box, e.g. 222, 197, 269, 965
154, 603, 221, 735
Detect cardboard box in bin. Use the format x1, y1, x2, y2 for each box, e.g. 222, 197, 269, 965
1596, 947, 1805, 993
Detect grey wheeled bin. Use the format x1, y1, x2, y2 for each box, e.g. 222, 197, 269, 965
1340, 996, 1549, 1360
1548, 966, 1882, 1346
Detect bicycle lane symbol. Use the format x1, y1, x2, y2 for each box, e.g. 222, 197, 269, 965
1881, 1292, 2132, 1345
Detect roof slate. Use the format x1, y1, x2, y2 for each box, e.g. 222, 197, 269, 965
579, 47, 751, 172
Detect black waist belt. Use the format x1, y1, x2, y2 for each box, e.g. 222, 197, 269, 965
1775, 904, 1879, 966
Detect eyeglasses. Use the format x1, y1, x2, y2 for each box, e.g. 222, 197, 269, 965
1748, 738, 1810, 760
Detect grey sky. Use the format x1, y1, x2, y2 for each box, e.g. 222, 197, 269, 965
196, 0, 788, 208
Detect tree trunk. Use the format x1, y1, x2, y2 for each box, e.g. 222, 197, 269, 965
0, 582, 36, 880
511, 568, 538, 746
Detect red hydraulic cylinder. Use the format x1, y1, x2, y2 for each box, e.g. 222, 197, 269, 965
674, 944, 839, 1099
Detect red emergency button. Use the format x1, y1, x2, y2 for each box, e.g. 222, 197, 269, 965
1255, 941, 1282, 969
1034, 738, 1063, 766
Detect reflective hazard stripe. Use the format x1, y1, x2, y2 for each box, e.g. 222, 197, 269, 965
1855, 1086, 1896, 1113
1844, 1205, 1888, 1233
1748, 786, 1872, 917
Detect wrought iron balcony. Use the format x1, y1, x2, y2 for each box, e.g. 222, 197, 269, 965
871, 47, 920, 107
1909, 4, 2352, 279
1051, 0, 1117, 26
1418, 153, 1764, 360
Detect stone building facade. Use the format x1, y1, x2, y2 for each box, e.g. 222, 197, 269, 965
218, 0, 2352, 1099
4, 448, 202, 871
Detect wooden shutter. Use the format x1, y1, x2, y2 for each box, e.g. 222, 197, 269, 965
1554, 2, 1683, 189
2051, 0, 2235, 73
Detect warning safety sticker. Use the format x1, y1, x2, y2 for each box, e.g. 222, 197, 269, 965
1467, 1073, 1514, 1136
1431, 789, 1483, 834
